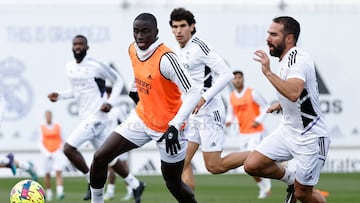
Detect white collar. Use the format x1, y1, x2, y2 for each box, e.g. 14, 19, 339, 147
135, 38, 163, 61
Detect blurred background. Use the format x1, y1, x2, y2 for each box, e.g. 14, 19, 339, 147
1, 0, 359, 177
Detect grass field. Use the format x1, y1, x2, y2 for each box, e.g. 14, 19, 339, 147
1, 173, 359, 203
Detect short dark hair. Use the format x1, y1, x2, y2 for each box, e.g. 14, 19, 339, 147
135, 13, 157, 28
232, 70, 243, 76
273, 16, 300, 44
169, 7, 196, 35
73, 34, 88, 44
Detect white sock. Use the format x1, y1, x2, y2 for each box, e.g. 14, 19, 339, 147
90, 187, 104, 203
18, 161, 30, 171
124, 173, 139, 189
106, 184, 115, 195
280, 168, 295, 185
46, 189, 53, 200
260, 178, 271, 191
56, 185, 64, 196
257, 181, 263, 190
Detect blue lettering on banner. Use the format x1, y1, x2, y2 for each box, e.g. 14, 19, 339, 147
6, 25, 111, 43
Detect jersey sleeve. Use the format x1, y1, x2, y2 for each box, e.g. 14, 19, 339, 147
98, 62, 124, 106
160, 52, 201, 129
200, 50, 233, 102
286, 54, 307, 82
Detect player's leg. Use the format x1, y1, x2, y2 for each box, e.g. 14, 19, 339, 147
199, 115, 250, 174
158, 129, 197, 203
161, 160, 197, 203
64, 116, 99, 174
44, 172, 52, 201
55, 170, 64, 200
53, 151, 65, 200
43, 154, 52, 201
65, 116, 107, 200
293, 137, 330, 203
0, 153, 16, 175
15, 160, 38, 180
247, 133, 272, 199
181, 141, 199, 190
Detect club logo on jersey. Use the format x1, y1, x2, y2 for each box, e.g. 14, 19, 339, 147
0, 57, 33, 121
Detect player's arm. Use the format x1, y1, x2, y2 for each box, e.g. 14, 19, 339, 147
254, 50, 304, 102
201, 51, 233, 103
48, 90, 74, 102
99, 62, 124, 110
128, 80, 139, 105
267, 101, 282, 113
160, 52, 201, 130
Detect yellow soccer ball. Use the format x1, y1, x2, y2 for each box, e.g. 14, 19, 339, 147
9, 179, 45, 203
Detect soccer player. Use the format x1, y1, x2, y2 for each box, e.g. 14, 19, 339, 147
169, 7, 250, 191
225, 70, 272, 199
89, 13, 200, 203
48, 35, 144, 201
244, 16, 331, 203
39, 110, 65, 201
0, 153, 38, 180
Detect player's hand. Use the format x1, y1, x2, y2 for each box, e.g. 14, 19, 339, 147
253, 50, 271, 76
192, 97, 206, 114
100, 103, 112, 113
48, 92, 59, 102
157, 125, 180, 155
267, 102, 282, 113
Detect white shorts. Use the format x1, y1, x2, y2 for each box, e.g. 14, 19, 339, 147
66, 112, 108, 149
255, 125, 330, 186
114, 110, 187, 163
185, 104, 225, 152
42, 149, 66, 173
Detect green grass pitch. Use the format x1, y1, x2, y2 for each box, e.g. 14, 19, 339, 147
1, 173, 359, 202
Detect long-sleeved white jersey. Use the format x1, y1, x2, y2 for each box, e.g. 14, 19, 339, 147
58, 56, 124, 120
173, 35, 233, 115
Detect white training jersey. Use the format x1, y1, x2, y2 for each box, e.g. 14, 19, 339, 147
278, 47, 328, 137
131, 39, 201, 129
58, 56, 123, 120
174, 35, 233, 115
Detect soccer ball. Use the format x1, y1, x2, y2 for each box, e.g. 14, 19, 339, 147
9, 179, 45, 203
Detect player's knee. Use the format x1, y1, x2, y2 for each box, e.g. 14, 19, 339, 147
63, 143, 75, 157
243, 160, 257, 176
93, 150, 108, 166
206, 164, 223, 174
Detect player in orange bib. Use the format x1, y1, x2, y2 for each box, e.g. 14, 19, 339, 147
89, 13, 201, 203
39, 110, 65, 201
